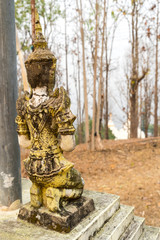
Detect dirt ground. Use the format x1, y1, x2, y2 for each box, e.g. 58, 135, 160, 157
21, 137, 160, 228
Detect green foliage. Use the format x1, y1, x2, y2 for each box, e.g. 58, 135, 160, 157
111, 11, 115, 19
75, 117, 92, 144
15, 0, 63, 53
15, 0, 31, 52
75, 118, 115, 144
85, 13, 95, 33
75, 122, 85, 144
100, 124, 115, 140
108, 128, 116, 139
36, 0, 62, 24
148, 124, 154, 135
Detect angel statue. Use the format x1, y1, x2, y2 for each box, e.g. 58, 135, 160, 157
16, 11, 84, 213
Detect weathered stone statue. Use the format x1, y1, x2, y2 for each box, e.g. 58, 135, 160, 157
16, 12, 85, 213
16, 12, 94, 232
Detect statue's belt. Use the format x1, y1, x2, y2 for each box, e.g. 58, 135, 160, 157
29, 148, 61, 160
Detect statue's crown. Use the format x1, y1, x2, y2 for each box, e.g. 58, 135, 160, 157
25, 9, 57, 93
33, 8, 47, 50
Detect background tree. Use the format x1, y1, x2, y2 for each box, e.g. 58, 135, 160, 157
31, 0, 35, 43
91, 1, 99, 151
154, 0, 160, 136
64, 0, 69, 93
115, 0, 148, 138
96, 0, 106, 138
76, 0, 90, 145
15, 0, 160, 145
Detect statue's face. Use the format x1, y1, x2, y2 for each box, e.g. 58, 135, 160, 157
25, 60, 55, 90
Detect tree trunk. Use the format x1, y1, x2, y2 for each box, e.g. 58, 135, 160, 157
144, 85, 149, 138
91, 1, 99, 151
64, 0, 69, 93
77, 27, 82, 143
144, 55, 152, 139
105, 1, 109, 139
31, 0, 35, 44
130, 93, 137, 138
105, 64, 109, 139
77, 0, 89, 144
100, 93, 104, 136
130, 1, 138, 138
16, 29, 29, 91
154, 0, 159, 137
96, 0, 106, 137
0, 0, 22, 206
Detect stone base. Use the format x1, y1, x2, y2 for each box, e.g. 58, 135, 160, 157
18, 196, 95, 233
1, 180, 160, 240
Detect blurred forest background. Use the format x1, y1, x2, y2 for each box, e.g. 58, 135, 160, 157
15, 0, 160, 150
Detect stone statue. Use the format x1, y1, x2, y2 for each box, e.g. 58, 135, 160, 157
16, 11, 84, 213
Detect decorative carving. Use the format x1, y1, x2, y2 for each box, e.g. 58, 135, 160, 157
16, 10, 84, 213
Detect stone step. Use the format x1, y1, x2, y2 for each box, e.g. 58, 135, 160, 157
139, 226, 160, 240
0, 190, 120, 240
119, 216, 145, 240
76, 191, 120, 240
1, 179, 160, 240
93, 205, 134, 240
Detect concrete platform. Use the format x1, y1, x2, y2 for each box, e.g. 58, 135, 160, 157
119, 216, 145, 240
92, 205, 134, 240
0, 179, 120, 240
0, 178, 160, 240
139, 226, 160, 240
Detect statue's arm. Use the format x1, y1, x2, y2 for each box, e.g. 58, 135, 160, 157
15, 115, 31, 149
18, 135, 31, 149
16, 93, 31, 149
53, 87, 76, 152
60, 135, 75, 152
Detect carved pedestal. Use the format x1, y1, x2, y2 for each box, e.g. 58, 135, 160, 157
18, 196, 95, 233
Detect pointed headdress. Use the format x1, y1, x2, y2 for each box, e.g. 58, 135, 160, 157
25, 9, 57, 93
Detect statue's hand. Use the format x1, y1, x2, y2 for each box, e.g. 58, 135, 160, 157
60, 135, 75, 152
18, 135, 31, 149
